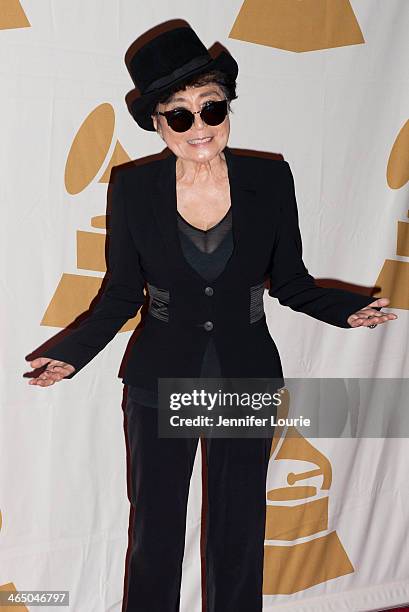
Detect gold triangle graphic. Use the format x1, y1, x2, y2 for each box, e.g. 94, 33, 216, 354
98, 140, 130, 183
0, 582, 29, 610
263, 531, 354, 593
0, 0, 30, 30
229, 0, 364, 51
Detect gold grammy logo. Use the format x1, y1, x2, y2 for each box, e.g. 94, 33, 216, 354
229, 0, 364, 51
263, 388, 354, 594
41, 103, 145, 331
374, 120, 409, 309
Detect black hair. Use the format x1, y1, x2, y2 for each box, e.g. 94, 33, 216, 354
152, 69, 237, 114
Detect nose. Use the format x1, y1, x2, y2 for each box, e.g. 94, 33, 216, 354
191, 109, 206, 130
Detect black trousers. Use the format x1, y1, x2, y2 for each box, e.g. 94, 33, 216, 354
123, 388, 273, 612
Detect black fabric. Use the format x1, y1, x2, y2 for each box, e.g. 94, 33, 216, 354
123, 392, 272, 611
178, 209, 234, 279
40, 147, 376, 391
250, 280, 266, 323
130, 210, 231, 407
177, 207, 232, 253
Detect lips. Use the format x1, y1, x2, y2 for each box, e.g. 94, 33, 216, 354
187, 137, 213, 144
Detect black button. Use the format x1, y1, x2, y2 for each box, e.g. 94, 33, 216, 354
204, 286, 214, 296
203, 321, 214, 331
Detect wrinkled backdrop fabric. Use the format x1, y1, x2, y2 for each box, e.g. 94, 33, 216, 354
2, 1, 409, 610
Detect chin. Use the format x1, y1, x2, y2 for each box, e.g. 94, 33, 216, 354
191, 142, 224, 157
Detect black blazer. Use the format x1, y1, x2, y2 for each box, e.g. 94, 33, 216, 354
42, 146, 375, 390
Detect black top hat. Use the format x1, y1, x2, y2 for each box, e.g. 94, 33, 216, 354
125, 25, 239, 131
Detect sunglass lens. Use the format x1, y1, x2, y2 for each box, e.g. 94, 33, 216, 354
201, 100, 228, 126
167, 109, 193, 133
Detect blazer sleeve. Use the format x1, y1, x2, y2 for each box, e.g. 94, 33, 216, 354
268, 161, 376, 328
41, 167, 146, 377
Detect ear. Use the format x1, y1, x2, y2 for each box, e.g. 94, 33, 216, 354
152, 113, 163, 136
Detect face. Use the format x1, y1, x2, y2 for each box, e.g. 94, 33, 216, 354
151, 83, 230, 163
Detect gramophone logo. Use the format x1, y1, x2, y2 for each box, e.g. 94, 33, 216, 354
41, 103, 144, 331
373, 119, 409, 310
263, 388, 355, 593
229, 0, 364, 52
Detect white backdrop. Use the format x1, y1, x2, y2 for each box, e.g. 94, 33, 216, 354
1, 1, 409, 610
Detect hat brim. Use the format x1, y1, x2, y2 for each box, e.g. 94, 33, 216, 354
126, 50, 238, 131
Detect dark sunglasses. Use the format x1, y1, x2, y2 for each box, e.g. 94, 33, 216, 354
153, 99, 229, 133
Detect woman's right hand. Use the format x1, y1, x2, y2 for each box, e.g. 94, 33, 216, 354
27, 358, 76, 387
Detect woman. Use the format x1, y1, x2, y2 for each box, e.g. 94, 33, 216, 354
26, 24, 397, 612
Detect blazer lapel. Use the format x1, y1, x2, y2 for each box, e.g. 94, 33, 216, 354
150, 145, 258, 283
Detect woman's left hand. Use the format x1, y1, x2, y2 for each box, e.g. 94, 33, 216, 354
347, 297, 398, 328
